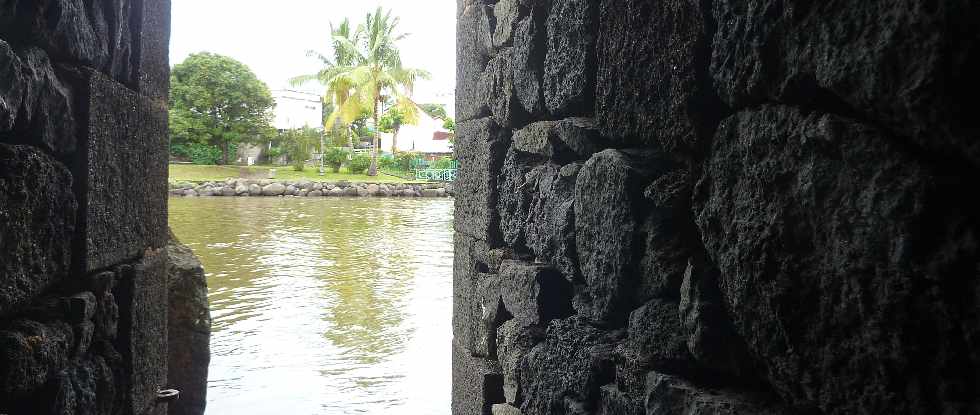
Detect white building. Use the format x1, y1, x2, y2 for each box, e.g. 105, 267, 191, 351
271, 89, 322, 130
379, 106, 453, 154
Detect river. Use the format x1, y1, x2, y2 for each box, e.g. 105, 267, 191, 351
168, 196, 454, 415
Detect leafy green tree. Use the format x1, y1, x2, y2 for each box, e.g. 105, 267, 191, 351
442, 118, 455, 132
280, 127, 321, 171
419, 103, 448, 120
323, 147, 349, 173
379, 106, 418, 154
170, 52, 275, 165
291, 7, 430, 176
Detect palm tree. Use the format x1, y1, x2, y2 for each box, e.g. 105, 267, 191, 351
290, 19, 361, 152
292, 7, 430, 176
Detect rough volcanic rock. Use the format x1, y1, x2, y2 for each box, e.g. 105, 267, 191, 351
456, 118, 510, 243
484, 47, 528, 128
454, 234, 492, 356
135, 0, 172, 101
595, 0, 719, 153
492, 0, 520, 49
512, 14, 545, 116
574, 149, 663, 324
498, 260, 574, 328
0, 144, 76, 317
512, 118, 601, 164
543, 0, 597, 117
620, 299, 693, 379
453, 340, 505, 415
114, 250, 169, 415
694, 105, 980, 413
518, 317, 622, 414
711, 0, 980, 166
165, 232, 210, 415
261, 182, 285, 196
0, 319, 74, 397
497, 147, 545, 251
525, 162, 580, 281
0, 44, 77, 155
643, 373, 787, 415
457, 2, 493, 122
496, 319, 545, 405
76, 70, 168, 272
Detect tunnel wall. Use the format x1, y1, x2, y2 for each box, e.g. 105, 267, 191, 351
452, 0, 980, 414
1, 1, 171, 414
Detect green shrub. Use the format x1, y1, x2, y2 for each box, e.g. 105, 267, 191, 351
431, 156, 456, 170
323, 147, 348, 173
395, 151, 420, 171
379, 154, 397, 170
170, 143, 223, 165
347, 153, 371, 175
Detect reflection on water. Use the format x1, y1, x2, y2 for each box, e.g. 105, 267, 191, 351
168, 197, 454, 415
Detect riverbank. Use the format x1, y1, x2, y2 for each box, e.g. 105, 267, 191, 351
169, 179, 453, 198
169, 164, 419, 184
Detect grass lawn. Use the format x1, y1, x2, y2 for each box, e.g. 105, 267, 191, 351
169, 164, 420, 184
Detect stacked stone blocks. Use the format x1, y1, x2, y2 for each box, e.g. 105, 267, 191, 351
1, 1, 172, 414
454, 0, 980, 414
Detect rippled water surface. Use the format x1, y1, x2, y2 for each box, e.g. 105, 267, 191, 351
168, 197, 454, 415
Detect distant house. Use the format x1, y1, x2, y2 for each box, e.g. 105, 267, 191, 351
271, 89, 322, 130
379, 106, 453, 155
238, 90, 322, 165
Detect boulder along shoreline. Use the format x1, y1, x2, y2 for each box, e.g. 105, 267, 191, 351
169, 179, 454, 198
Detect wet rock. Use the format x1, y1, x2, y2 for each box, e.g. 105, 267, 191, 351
166, 232, 210, 415
220, 187, 236, 197
0, 144, 76, 317
711, 0, 980, 166
247, 183, 261, 195
307, 190, 322, 197
366, 184, 380, 195
328, 188, 344, 197
484, 47, 528, 128
694, 105, 980, 413
595, 0, 718, 153
284, 185, 297, 196
543, 0, 597, 116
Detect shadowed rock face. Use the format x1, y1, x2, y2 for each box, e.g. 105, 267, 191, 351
1, 1, 178, 414
455, 0, 979, 414
166, 231, 210, 415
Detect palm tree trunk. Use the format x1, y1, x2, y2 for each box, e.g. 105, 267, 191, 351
368, 93, 380, 176
392, 127, 399, 155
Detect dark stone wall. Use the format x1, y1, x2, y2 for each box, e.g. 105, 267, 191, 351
453, 1, 980, 414
1, 1, 173, 414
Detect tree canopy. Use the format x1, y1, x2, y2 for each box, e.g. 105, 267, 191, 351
290, 7, 430, 175
169, 52, 275, 164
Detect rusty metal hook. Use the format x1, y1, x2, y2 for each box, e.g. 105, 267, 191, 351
156, 388, 180, 402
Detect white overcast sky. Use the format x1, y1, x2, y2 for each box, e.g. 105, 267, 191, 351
169, 0, 458, 116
